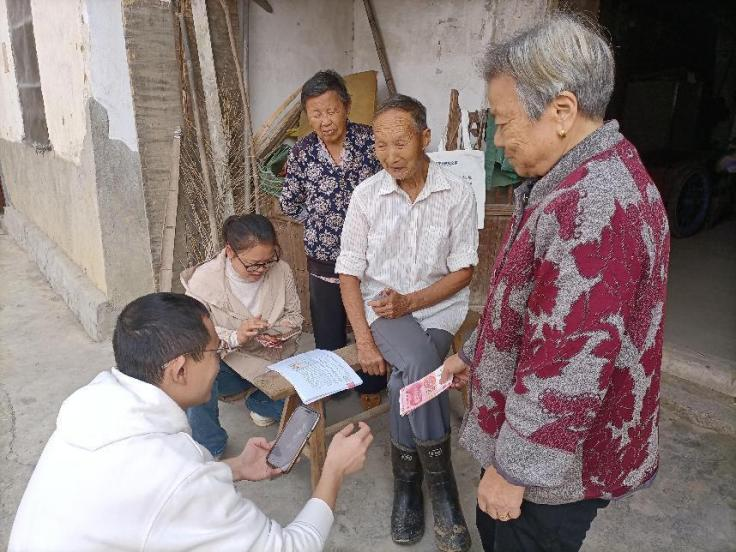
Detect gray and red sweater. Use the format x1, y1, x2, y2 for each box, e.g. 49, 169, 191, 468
459, 121, 670, 505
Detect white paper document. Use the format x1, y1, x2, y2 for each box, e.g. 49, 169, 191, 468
268, 349, 364, 404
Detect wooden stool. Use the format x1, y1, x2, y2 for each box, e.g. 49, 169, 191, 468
252, 344, 386, 489
251, 310, 482, 490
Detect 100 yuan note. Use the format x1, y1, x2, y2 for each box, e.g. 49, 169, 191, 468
399, 365, 452, 416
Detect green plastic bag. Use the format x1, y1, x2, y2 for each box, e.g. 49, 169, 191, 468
259, 143, 291, 197
485, 112, 521, 189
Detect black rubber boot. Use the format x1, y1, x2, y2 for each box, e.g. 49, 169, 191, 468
416, 435, 471, 552
391, 442, 425, 545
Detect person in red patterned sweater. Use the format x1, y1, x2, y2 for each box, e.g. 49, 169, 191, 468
442, 13, 670, 552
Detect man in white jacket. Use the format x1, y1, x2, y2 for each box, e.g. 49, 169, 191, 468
9, 292, 373, 551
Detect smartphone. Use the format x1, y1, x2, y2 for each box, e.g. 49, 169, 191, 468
261, 327, 300, 340
266, 405, 321, 472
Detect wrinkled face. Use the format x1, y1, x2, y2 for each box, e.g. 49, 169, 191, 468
185, 316, 221, 407
226, 242, 278, 283
305, 90, 349, 147
488, 74, 563, 178
373, 109, 431, 182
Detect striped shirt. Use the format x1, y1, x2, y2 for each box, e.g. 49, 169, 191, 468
335, 161, 479, 334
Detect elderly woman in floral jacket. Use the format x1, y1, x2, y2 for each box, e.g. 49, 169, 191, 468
442, 13, 670, 552
280, 70, 386, 410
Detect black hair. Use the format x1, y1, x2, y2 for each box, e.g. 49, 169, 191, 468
112, 293, 210, 385
373, 94, 428, 132
300, 70, 351, 109
222, 214, 279, 252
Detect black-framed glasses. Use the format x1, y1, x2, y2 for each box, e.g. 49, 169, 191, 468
230, 244, 280, 274
198, 343, 231, 356
161, 341, 231, 369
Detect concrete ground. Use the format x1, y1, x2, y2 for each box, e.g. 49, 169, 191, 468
665, 218, 736, 362
1, 226, 735, 551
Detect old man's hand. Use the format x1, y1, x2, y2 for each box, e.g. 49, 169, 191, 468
356, 339, 387, 376
478, 465, 525, 521
369, 288, 412, 319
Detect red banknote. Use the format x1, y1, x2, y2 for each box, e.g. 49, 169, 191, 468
399, 366, 452, 416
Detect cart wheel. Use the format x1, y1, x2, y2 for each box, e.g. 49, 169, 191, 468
667, 164, 711, 238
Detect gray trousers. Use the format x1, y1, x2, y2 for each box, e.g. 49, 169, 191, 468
371, 315, 453, 449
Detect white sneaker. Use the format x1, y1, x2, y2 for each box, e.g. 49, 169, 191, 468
250, 411, 277, 427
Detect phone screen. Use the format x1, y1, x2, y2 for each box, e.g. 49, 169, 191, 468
267, 406, 320, 470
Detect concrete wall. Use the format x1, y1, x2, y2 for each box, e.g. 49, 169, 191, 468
31, 0, 89, 164
245, 0, 547, 142
249, 0, 354, 129
121, 0, 181, 290
0, 5, 22, 142
0, 0, 155, 338
352, 0, 548, 148
0, 0, 108, 293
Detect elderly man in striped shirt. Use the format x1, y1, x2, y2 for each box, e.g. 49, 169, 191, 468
336, 95, 478, 552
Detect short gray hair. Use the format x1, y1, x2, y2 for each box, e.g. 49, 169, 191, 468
301, 70, 351, 109
373, 94, 428, 132
481, 12, 614, 120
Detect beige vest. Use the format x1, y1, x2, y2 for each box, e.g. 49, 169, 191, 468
180, 250, 303, 380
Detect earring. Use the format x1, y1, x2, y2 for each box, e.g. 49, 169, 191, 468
558, 128, 567, 138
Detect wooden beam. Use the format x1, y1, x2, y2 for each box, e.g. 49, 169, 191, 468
325, 403, 389, 437
178, 12, 220, 250
237, 0, 252, 212
158, 128, 182, 292
222, 0, 260, 213
445, 89, 461, 151
362, 0, 396, 95
191, 0, 235, 217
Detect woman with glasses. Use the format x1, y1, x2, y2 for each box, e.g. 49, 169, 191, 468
181, 214, 303, 458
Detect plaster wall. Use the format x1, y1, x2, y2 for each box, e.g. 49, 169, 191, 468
30, 0, 89, 164
0, 0, 154, 335
352, 0, 548, 148
86, 0, 139, 152
0, 5, 22, 142
248, 0, 354, 129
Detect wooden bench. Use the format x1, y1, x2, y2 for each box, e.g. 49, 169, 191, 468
251, 310, 481, 489
251, 344, 386, 488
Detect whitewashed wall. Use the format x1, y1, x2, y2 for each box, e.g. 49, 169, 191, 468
352, 0, 548, 148
248, 0, 354, 129
0, 4, 23, 142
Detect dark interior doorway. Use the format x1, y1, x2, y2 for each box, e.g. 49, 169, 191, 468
599, 0, 736, 385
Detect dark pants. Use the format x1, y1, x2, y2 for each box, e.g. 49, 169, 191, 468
476, 471, 608, 552
187, 360, 284, 457
309, 274, 386, 394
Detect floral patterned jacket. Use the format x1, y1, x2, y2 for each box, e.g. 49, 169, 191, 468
459, 121, 670, 505
280, 121, 382, 264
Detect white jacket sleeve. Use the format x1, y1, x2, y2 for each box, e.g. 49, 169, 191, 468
144, 462, 334, 551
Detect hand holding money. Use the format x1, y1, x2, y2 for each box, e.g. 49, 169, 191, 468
440, 354, 470, 390
399, 366, 453, 416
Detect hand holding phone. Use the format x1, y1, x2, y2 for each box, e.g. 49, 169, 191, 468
261, 326, 300, 340
224, 437, 283, 482
266, 405, 321, 472
237, 316, 269, 344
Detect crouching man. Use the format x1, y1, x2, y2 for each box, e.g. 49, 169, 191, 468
9, 292, 373, 551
